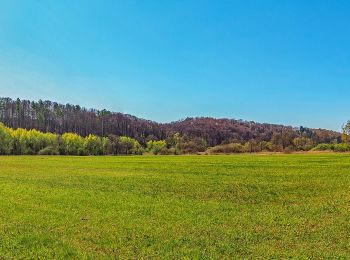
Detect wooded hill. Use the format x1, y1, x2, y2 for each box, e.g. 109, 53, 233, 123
0, 97, 340, 149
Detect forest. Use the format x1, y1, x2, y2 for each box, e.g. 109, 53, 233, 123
0, 97, 348, 155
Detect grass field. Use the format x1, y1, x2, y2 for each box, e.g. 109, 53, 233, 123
1, 154, 350, 258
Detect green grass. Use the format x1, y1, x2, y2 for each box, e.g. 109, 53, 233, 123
1, 154, 350, 258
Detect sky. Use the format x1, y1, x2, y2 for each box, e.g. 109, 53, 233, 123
0, 1, 350, 131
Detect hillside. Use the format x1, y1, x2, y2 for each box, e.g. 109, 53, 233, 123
0, 97, 340, 147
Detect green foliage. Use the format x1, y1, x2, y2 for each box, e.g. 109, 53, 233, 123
333, 143, 350, 152
101, 137, 112, 155
293, 137, 314, 151
38, 146, 59, 155
0, 123, 13, 155
61, 133, 85, 155
258, 141, 272, 151
342, 121, 350, 144
312, 143, 350, 152
167, 133, 183, 154
147, 140, 167, 155
11, 128, 32, 155
1, 119, 350, 156
6, 127, 59, 155
0, 124, 143, 156
107, 135, 143, 155
312, 143, 333, 151
84, 134, 103, 155
27, 129, 58, 154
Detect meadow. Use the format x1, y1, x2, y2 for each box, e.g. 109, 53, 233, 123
1, 154, 350, 258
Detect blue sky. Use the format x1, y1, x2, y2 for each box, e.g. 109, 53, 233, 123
0, 0, 349, 131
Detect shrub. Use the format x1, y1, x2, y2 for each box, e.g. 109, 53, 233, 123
207, 143, 244, 154
312, 143, 350, 152
0, 123, 13, 155
312, 144, 334, 151
38, 146, 59, 155
293, 137, 314, 151
84, 134, 103, 155
61, 133, 85, 155
243, 140, 261, 153
147, 140, 167, 155
259, 141, 272, 152
333, 143, 350, 152
283, 146, 294, 154
108, 135, 143, 155
179, 138, 207, 154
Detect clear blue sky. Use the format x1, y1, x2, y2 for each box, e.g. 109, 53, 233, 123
0, 1, 349, 131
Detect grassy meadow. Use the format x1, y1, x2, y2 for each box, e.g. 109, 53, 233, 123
1, 154, 350, 258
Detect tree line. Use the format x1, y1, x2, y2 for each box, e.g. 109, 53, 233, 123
1, 121, 349, 156
0, 123, 136, 155
0, 97, 165, 144
0, 123, 207, 155
0, 97, 343, 154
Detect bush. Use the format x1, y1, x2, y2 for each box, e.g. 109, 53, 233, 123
84, 134, 103, 155
283, 146, 294, 154
38, 146, 59, 155
293, 137, 314, 151
333, 143, 350, 152
207, 143, 244, 154
61, 133, 85, 155
312, 144, 334, 151
259, 141, 272, 152
158, 147, 175, 155
110, 136, 143, 155
312, 143, 350, 152
0, 123, 13, 155
179, 138, 207, 154
147, 140, 167, 155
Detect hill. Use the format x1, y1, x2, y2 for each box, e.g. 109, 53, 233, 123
0, 97, 340, 148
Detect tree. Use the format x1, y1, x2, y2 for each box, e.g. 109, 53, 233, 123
98, 109, 111, 137
61, 133, 85, 155
147, 140, 167, 155
0, 123, 12, 155
26, 129, 58, 154
243, 140, 261, 153
270, 130, 296, 151
178, 137, 207, 154
258, 141, 272, 151
293, 137, 314, 151
167, 133, 183, 154
342, 121, 350, 144
84, 134, 103, 155
11, 128, 31, 155
101, 137, 112, 155
108, 135, 142, 155
0, 97, 341, 149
